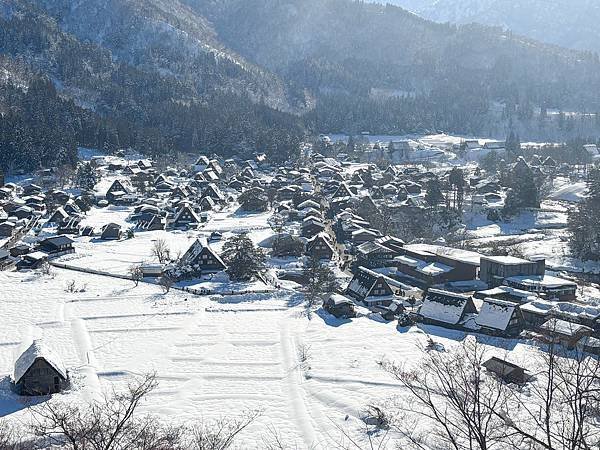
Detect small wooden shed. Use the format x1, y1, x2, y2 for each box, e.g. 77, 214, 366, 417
13, 341, 69, 396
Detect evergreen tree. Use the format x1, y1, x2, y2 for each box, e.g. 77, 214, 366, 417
425, 177, 445, 206
505, 131, 521, 158
503, 158, 540, 213
480, 150, 501, 174
221, 233, 266, 281
76, 163, 97, 191
448, 167, 465, 210
568, 168, 600, 260
302, 256, 339, 308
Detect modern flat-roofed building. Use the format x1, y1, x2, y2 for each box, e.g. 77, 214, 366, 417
479, 255, 545, 287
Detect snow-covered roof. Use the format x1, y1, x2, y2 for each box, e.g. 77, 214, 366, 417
351, 228, 378, 237
475, 286, 537, 302
405, 244, 482, 266
482, 255, 531, 265
327, 293, 353, 306
358, 241, 394, 256
521, 299, 600, 321
419, 289, 472, 325
297, 200, 320, 210
506, 275, 577, 289
346, 266, 399, 299
14, 340, 67, 384
181, 238, 225, 268
174, 205, 200, 224
475, 298, 516, 331
541, 319, 591, 337
396, 254, 453, 276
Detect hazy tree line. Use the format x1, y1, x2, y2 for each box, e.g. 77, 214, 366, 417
193, 0, 600, 136
0, 67, 304, 173
569, 168, 600, 261
0, 3, 305, 174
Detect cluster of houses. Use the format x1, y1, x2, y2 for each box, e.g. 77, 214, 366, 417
285, 154, 597, 357
328, 241, 587, 349
3, 142, 600, 396
0, 179, 82, 270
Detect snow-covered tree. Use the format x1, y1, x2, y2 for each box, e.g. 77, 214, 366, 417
568, 168, 600, 260
222, 233, 266, 281
302, 256, 338, 308
76, 162, 97, 191
425, 177, 444, 206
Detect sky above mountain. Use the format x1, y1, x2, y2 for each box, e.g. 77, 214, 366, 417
370, 0, 600, 54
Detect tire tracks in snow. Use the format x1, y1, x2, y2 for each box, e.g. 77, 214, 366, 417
279, 320, 319, 449
70, 318, 102, 401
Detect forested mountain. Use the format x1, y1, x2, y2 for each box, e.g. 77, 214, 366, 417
370, 0, 600, 54
2, 0, 600, 173
0, 0, 306, 172
188, 0, 600, 135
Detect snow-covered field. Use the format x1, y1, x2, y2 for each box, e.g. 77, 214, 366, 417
0, 199, 548, 448
0, 266, 540, 448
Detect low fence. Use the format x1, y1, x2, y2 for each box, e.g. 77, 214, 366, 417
49, 261, 133, 281
180, 286, 275, 296
49, 261, 277, 297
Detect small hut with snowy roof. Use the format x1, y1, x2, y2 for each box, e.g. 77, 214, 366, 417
13, 340, 68, 396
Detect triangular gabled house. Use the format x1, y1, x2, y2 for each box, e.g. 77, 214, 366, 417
100, 223, 123, 240
202, 183, 225, 203
180, 238, 226, 274
305, 232, 335, 260
63, 201, 82, 217
13, 340, 68, 395
106, 179, 132, 203
192, 155, 210, 173
172, 204, 201, 228
47, 207, 69, 225
171, 185, 193, 199
332, 183, 353, 199
346, 266, 400, 307
419, 289, 477, 328
476, 298, 524, 337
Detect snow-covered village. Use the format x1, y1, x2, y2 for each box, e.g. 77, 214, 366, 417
5, 0, 600, 447
0, 132, 600, 448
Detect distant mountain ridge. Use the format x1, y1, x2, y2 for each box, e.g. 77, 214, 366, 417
2, 0, 600, 173
369, 0, 600, 54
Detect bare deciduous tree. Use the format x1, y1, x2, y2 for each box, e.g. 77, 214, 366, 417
151, 239, 171, 264
29, 373, 169, 449
129, 264, 144, 287
499, 337, 600, 450
158, 275, 175, 293
383, 337, 508, 450
39, 260, 53, 277
186, 410, 261, 450
382, 331, 600, 450
65, 280, 77, 293
0, 420, 25, 450
18, 373, 258, 449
